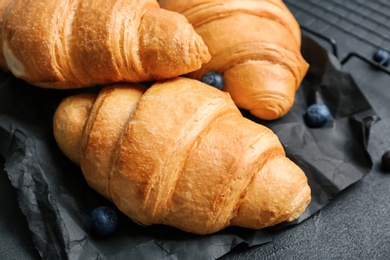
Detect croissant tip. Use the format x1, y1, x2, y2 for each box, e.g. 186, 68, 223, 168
249, 98, 291, 120
283, 183, 312, 223
53, 94, 96, 165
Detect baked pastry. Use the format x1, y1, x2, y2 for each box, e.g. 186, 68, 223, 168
0, 0, 11, 71
0, 0, 210, 89
159, 0, 309, 120
53, 77, 311, 235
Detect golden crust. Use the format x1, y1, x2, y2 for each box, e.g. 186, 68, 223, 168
53, 93, 96, 165
81, 84, 146, 199
0, 0, 210, 89
53, 77, 311, 235
0, 0, 12, 71
159, 0, 309, 120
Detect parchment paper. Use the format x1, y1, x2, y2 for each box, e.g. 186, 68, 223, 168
0, 35, 378, 259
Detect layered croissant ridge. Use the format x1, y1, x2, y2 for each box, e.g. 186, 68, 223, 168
0, 0, 210, 89
159, 0, 310, 120
53, 77, 311, 234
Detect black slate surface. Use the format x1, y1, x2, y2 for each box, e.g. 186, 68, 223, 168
2, 0, 390, 259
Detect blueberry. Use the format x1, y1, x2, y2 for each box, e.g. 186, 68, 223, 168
372, 48, 390, 66
304, 103, 331, 128
381, 150, 390, 171
201, 72, 224, 90
90, 206, 118, 237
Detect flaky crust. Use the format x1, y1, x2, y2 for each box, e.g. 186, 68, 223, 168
0, 0, 210, 89
53, 77, 311, 235
159, 0, 309, 120
0, 0, 12, 71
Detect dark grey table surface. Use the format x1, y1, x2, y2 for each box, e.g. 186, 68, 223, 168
2, 1, 390, 259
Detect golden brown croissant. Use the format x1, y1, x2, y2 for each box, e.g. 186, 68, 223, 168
53, 77, 311, 235
0, 0, 11, 71
159, 0, 309, 120
0, 0, 210, 89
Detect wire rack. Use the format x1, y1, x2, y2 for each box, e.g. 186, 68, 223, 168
285, 0, 390, 75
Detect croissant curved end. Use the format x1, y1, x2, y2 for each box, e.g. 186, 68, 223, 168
53, 94, 96, 165
2, 41, 25, 78
223, 61, 296, 120
231, 155, 311, 229
249, 96, 291, 121
283, 184, 311, 223
139, 9, 211, 80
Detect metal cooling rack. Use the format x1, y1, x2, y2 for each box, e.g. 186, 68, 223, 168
285, 0, 390, 75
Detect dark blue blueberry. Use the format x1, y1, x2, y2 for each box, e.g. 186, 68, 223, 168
201, 72, 224, 90
372, 48, 390, 66
304, 103, 331, 128
90, 206, 118, 237
381, 150, 390, 171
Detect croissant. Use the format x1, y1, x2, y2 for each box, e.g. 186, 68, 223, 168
159, 0, 309, 120
53, 77, 311, 235
0, 0, 210, 89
